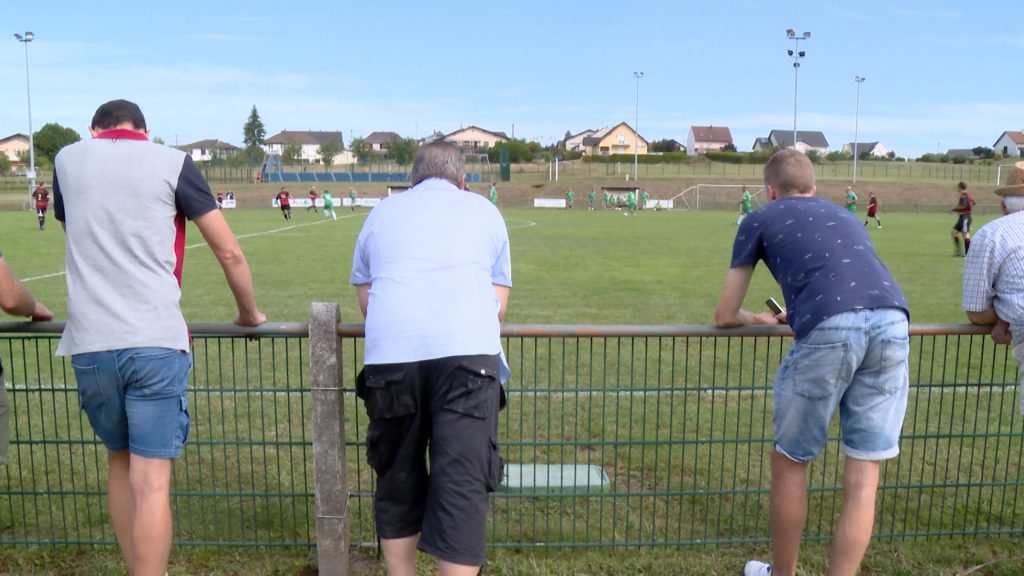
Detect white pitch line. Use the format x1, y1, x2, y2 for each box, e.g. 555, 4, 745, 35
22, 212, 363, 283
506, 219, 537, 230
19, 271, 67, 282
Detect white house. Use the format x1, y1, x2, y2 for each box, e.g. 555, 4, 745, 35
686, 125, 734, 155
180, 139, 239, 162
766, 130, 829, 155
265, 130, 345, 164
0, 133, 29, 166
443, 126, 509, 151
993, 131, 1024, 158
563, 128, 602, 153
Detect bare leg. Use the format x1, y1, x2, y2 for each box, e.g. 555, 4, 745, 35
128, 455, 174, 576
107, 450, 135, 569
381, 535, 419, 576
438, 559, 481, 576
770, 449, 809, 576
828, 457, 880, 576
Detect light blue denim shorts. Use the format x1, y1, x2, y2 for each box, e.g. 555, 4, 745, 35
774, 308, 910, 463
72, 348, 192, 458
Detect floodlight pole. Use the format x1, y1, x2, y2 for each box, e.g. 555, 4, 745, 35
853, 76, 865, 184
786, 29, 810, 149
15, 31, 36, 197
633, 71, 644, 182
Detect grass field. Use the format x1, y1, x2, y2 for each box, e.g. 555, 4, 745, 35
1, 204, 1020, 576
0, 205, 996, 326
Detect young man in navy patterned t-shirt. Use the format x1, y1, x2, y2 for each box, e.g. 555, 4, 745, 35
715, 149, 910, 576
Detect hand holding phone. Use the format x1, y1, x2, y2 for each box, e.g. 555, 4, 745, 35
765, 297, 784, 315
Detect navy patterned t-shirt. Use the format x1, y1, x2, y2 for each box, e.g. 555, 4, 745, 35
730, 196, 908, 339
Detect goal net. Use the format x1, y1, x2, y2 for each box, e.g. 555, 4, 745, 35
670, 184, 767, 211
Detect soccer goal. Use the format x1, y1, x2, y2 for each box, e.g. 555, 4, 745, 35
670, 184, 767, 211
464, 153, 493, 183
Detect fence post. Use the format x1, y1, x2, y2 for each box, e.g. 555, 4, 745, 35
309, 302, 349, 576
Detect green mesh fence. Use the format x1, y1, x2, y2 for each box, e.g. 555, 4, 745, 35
0, 322, 1021, 551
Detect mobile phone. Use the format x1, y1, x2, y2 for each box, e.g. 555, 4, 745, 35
765, 297, 784, 315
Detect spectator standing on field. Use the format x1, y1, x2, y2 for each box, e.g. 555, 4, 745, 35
865, 192, 882, 228
350, 142, 511, 576
489, 182, 498, 206
715, 149, 909, 576
845, 185, 858, 214
32, 181, 50, 231
963, 161, 1024, 411
350, 187, 358, 211
565, 188, 574, 208
275, 187, 292, 220
0, 251, 54, 467
951, 181, 975, 257
53, 99, 266, 576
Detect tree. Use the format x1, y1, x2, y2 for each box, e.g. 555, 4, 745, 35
33, 123, 81, 166
152, 136, 166, 145
282, 143, 302, 165
317, 141, 343, 171
721, 142, 737, 153
649, 139, 678, 153
348, 137, 375, 164
389, 138, 419, 165
488, 140, 533, 163
0, 154, 10, 176
243, 106, 266, 148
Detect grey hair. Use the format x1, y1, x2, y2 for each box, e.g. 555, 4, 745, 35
410, 143, 465, 187
1003, 196, 1024, 214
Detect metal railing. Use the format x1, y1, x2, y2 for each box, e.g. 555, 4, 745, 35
1, 311, 1022, 576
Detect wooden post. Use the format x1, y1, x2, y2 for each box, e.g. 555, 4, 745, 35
309, 302, 348, 576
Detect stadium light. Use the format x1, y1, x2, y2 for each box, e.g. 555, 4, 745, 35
633, 71, 644, 182
853, 76, 866, 184
786, 29, 811, 149
14, 31, 36, 196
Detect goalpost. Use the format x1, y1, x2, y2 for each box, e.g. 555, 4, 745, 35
670, 184, 767, 211
463, 153, 493, 183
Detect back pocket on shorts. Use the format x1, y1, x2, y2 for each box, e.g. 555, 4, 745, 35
870, 336, 910, 394
783, 341, 849, 399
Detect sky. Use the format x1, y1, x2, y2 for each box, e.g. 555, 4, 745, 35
3, 1, 1022, 159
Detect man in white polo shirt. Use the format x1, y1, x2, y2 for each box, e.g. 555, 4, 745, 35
351, 142, 511, 576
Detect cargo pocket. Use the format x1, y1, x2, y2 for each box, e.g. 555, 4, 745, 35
485, 437, 504, 493
357, 366, 416, 473
445, 360, 499, 419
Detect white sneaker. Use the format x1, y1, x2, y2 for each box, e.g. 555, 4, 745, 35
744, 560, 771, 576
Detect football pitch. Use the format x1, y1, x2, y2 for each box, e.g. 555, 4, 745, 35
1, 206, 994, 327
0, 205, 1018, 575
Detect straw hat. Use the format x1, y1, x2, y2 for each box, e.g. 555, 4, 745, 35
995, 161, 1024, 197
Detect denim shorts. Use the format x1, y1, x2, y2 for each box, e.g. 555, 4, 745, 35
774, 308, 910, 463
72, 348, 192, 458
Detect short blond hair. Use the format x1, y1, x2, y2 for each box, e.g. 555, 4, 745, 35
764, 149, 815, 197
